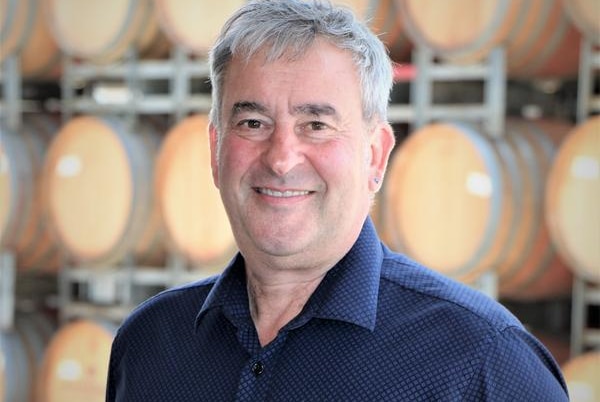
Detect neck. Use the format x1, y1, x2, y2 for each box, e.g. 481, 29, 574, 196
246, 269, 326, 346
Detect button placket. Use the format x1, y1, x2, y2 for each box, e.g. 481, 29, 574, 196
236, 331, 288, 401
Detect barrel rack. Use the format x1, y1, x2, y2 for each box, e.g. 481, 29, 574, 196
569, 36, 600, 357
57, 45, 216, 324
387, 44, 507, 300
0, 53, 21, 332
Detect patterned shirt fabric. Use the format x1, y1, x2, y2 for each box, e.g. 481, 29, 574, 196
106, 218, 569, 401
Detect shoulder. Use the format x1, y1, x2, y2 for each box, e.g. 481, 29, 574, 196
379, 248, 521, 332
376, 248, 568, 399
115, 275, 219, 340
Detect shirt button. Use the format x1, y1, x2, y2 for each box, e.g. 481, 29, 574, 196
251, 361, 264, 376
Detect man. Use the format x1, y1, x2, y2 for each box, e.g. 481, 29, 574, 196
106, 1, 569, 400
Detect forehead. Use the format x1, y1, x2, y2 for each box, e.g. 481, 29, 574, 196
221, 40, 362, 114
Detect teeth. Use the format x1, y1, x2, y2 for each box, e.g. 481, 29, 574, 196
257, 188, 310, 197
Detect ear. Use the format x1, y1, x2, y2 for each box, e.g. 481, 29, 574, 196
368, 122, 395, 192
208, 122, 220, 188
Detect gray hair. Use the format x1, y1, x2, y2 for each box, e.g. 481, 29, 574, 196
208, 0, 393, 131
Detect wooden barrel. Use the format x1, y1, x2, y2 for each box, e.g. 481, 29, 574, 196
385, 120, 576, 290
504, 0, 581, 78
384, 121, 517, 283
397, 0, 526, 63
154, 0, 245, 56
155, 115, 236, 269
37, 319, 116, 402
0, 0, 61, 79
563, 0, 600, 44
0, 312, 55, 402
498, 119, 573, 301
397, 0, 580, 77
0, 115, 62, 272
562, 351, 600, 402
545, 116, 600, 284
42, 115, 165, 266
335, 0, 412, 63
44, 0, 168, 63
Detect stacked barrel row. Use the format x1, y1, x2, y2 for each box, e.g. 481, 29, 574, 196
377, 117, 599, 299
0, 113, 236, 271
2, 0, 597, 79
0, 314, 115, 402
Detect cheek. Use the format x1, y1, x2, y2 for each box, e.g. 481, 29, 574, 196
218, 137, 258, 179
314, 143, 368, 185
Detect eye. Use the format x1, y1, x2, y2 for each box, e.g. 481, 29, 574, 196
309, 121, 327, 130
239, 119, 262, 129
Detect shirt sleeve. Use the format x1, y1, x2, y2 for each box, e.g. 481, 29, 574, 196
463, 326, 569, 401
105, 328, 123, 402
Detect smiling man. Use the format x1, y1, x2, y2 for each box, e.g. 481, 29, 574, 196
106, 1, 569, 401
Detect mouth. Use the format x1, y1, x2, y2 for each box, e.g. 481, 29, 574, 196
254, 188, 313, 198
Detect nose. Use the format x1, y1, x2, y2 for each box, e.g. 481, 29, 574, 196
262, 126, 304, 177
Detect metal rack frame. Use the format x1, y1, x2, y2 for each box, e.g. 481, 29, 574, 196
0, 54, 22, 331
387, 45, 507, 299
570, 278, 600, 356
388, 45, 506, 139
61, 45, 211, 122
576, 37, 600, 122
57, 45, 217, 324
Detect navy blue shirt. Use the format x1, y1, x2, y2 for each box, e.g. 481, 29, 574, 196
106, 218, 568, 401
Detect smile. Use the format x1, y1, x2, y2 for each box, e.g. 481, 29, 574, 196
255, 188, 312, 197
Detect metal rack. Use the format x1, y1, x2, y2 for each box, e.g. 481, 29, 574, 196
0, 252, 16, 331
569, 36, 600, 357
57, 256, 214, 323
61, 45, 211, 122
0, 54, 23, 130
387, 45, 507, 299
57, 45, 216, 324
0, 54, 22, 331
388, 45, 506, 139
570, 278, 600, 356
576, 37, 600, 122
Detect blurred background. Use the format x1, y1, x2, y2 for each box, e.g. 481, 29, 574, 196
0, 0, 598, 401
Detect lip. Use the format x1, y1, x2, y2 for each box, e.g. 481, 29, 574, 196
253, 187, 315, 204
255, 187, 312, 197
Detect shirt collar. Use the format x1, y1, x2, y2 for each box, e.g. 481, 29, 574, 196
195, 217, 382, 332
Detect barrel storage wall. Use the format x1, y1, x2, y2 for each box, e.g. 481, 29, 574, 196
0, 0, 599, 401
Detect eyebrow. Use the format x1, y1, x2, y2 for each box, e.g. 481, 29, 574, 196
230, 101, 340, 122
232, 101, 268, 116
292, 103, 339, 120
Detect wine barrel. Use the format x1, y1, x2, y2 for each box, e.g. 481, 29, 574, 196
37, 319, 116, 402
155, 115, 236, 269
498, 119, 573, 301
505, 0, 581, 78
397, 0, 526, 63
0, 115, 62, 272
44, 0, 168, 63
564, 0, 600, 44
385, 120, 574, 289
545, 116, 600, 284
397, 0, 580, 77
42, 115, 165, 266
562, 351, 600, 402
335, 0, 412, 63
384, 121, 518, 283
0, 0, 61, 79
154, 0, 245, 56
0, 313, 55, 402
